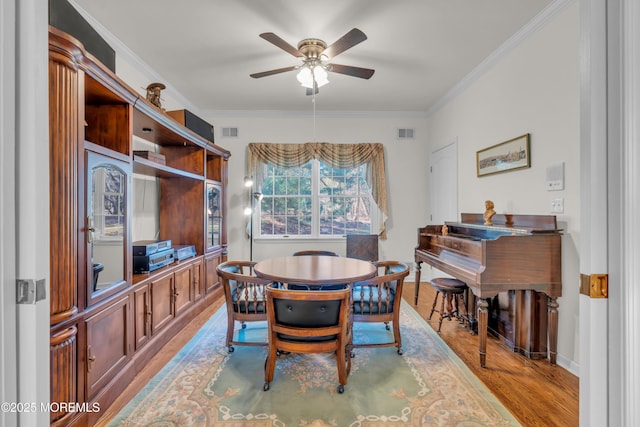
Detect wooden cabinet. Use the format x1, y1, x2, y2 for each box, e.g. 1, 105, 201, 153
149, 271, 174, 335
205, 251, 223, 294
133, 285, 151, 351
48, 27, 229, 426
85, 295, 131, 400
173, 261, 196, 317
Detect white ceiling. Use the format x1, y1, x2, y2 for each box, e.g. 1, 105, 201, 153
71, 0, 556, 114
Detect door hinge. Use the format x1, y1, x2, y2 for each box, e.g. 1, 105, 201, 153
580, 273, 608, 298
16, 279, 46, 304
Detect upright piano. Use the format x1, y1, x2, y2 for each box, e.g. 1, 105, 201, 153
414, 213, 562, 367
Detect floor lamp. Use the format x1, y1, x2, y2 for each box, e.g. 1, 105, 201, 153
243, 177, 262, 261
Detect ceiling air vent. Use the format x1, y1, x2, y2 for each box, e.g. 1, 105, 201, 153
397, 128, 415, 139
222, 127, 239, 138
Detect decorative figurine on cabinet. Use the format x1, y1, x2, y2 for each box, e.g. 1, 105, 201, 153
146, 82, 166, 109
484, 200, 496, 225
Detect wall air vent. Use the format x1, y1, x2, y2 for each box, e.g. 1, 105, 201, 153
222, 127, 239, 138
397, 128, 415, 139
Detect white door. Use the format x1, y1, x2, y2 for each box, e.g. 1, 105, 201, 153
429, 139, 458, 224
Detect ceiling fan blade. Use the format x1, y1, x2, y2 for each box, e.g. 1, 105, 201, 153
322, 28, 367, 59
259, 32, 303, 58
250, 66, 297, 79
327, 63, 375, 79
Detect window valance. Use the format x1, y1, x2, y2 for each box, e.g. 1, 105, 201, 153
247, 142, 388, 238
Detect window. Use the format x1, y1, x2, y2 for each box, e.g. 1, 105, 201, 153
257, 160, 376, 238
247, 142, 388, 238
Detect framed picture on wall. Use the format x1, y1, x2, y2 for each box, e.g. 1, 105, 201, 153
476, 133, 531, 177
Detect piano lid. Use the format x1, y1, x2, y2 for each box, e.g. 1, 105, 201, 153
444, 213, 561, 239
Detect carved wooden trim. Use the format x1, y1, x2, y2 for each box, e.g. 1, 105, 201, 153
49, 56, 79, 324
50, 326, 78, 423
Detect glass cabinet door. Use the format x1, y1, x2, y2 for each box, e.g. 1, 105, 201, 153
86, 151, 130, 305
207, 183, 222, 249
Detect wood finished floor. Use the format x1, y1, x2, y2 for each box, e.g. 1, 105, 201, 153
95, 282, 579, 427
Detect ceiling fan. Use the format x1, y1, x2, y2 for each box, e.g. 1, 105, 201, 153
250, 28, 375, 95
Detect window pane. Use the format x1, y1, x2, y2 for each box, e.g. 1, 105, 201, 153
274, 198, 286, 215
261, 197, 273, 215
286, 177, 299, 195
300, 177, 311, 195
286, 216, 299, 234
261, 215, 274, 235
258, 159, 374, 237
261, 176, 274, 195
273, 216, 286, 234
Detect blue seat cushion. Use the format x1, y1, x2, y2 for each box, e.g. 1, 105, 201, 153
352, 285, 395, 314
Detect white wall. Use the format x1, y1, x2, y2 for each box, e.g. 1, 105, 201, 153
205, 112, 429, 267
426, 3, 580, 373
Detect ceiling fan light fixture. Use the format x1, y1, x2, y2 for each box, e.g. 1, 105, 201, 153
296, 64, 329, 89
314, 66, 329, 88
296, 66, 313, 87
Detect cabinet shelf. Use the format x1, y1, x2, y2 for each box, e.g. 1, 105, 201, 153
133, 155, 204, 180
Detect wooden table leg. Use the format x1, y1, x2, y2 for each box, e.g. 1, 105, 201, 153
548, 296, 559, 365
477, 298, 489, 368
413, 261, 422, 305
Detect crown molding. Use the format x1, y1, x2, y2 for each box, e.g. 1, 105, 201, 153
426, 0, 577, 117
202, 109, 428, 119
67, 0, 201, 116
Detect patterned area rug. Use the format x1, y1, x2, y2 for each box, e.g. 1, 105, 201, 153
109, 302, 520, 426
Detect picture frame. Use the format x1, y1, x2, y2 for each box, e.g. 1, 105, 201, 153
476, 133, 531, 177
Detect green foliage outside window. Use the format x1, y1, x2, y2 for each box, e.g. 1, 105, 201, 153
258, 160, 374, 237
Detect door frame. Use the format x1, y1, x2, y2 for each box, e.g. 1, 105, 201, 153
0, 0, 18, 425
581, 0, 640, 425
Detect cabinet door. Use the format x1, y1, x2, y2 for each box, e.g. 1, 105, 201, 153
192, 258, 204, 301
150, 272, 174, 335
133, 285, 151, 350
86, 151, 131, 307
206, 182, 222, 249
204, 253, 221, 294
85, 295, 130, 400
174, 262, 195, 317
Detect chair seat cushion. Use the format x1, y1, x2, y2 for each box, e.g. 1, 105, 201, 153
430, 278, 467, 293
288, 283, 348, 291
276, 334, 337, 343
232, 284, 266, 313
352, 286, 395, 314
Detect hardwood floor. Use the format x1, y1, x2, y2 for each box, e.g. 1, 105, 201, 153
95, 283, 579, 427
404, 281, 579, 427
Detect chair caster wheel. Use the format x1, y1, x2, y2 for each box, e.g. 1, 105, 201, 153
385, 324, 390, 331
397, 348, 403, 355
338, 384, 344, 394
228, 346, 234, 353
350, 351, 355, 358
241, 323, 247, 329
263, 382, 270, 391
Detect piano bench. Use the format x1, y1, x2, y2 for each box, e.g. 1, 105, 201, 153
428, 278, 469, 333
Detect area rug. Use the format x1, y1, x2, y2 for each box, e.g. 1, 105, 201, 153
108, 301, 520, 426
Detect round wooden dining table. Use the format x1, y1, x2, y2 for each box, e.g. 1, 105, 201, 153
254, 255, 376, 286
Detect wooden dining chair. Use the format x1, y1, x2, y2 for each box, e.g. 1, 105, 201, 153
291, 250, 340, 257
290, 250, 344, 290
263, 284, 352, 393
351, 260, 410, 355
346, 234, 379, 261
216, 260, 272, 352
